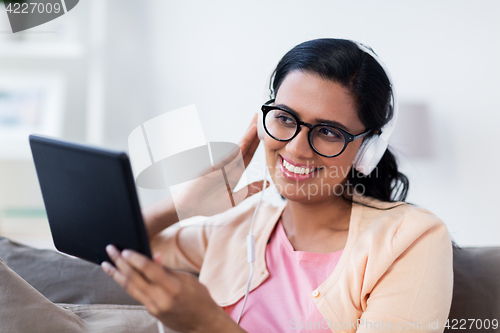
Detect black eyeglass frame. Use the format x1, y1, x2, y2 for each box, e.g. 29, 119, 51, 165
261, 99, 372, 158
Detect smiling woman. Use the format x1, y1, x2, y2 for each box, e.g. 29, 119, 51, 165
98, 38, 454, 333
0, 33, 455, 328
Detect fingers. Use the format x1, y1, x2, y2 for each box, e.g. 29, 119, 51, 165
103, 246, 225, 332
110, 247, 180, 296
153, 252, 163, 265
240, 127, 262, 168
239, 114, 259, 156
121, 249, 177, 288
235, 180, 270, 199
101, 260, 159, 311
251, 112, 258, 125
242, 132, 261, 167
101, 247, 166, 311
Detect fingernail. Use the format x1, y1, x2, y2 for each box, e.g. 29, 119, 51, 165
122, 249, 132, 258
101, 261, 113, 273
153, 252, 162, 263
106, 244, 118, 257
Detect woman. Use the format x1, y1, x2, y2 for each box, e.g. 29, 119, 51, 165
102, 39, 453, 333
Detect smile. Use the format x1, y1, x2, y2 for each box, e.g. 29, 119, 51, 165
279, 156, 322, 181
282, 159, 316, 175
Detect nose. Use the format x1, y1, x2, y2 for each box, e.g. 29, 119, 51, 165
285, 126, 315, 159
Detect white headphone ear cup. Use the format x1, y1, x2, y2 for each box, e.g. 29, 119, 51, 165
257, 112, 265, 141
353, 136, 388, 175
353, 137, 372, 173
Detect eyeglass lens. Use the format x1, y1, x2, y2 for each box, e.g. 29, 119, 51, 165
264, 109, 346, 156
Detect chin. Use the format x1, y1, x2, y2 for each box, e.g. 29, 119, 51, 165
279, 190, 320, 203
278, 186, 348, 204
271, 174, 347, 204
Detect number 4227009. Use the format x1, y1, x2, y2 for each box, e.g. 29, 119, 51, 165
6, 2, 62, 14
445, 318, 498, 330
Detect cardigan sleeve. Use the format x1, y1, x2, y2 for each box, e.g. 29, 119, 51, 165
356, 208, 454, 333
148, 200, 265, 276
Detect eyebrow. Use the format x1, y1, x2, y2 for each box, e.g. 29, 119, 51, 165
274, 103, 351, 132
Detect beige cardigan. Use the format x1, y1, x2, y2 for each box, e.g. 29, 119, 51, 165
152, 195, 454, 333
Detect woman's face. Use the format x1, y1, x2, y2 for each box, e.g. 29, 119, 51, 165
264, 70, 366, 203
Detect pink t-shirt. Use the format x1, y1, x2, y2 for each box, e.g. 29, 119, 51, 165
224, 219, 344, 332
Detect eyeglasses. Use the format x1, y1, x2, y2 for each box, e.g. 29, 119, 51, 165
261, 99, 372, 158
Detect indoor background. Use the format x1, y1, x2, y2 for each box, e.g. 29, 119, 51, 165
0, 0, 498, 248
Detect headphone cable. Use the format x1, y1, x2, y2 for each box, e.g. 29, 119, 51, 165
236, 162, 268, 325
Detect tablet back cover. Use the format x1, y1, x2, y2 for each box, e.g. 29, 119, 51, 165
29, 135, 151, 265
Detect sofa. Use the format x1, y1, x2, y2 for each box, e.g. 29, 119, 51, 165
445, 246, 500, 332
0, 237, 179, 333
0, 237, 498, 332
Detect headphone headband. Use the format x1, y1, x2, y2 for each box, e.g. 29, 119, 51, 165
351, 41, 398, 141
350, 40, 398, 175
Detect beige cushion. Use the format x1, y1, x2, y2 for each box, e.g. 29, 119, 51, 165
0, 241, 180, 332
0, 257, 86, 332
0, 237, 138, 305
59, 304, 175, 333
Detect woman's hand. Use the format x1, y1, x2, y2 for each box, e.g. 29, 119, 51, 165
170, 113, 265, 216
143, 114, 267, 239
102, 245, 245, 333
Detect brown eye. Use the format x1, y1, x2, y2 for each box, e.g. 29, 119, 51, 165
275, 112, 296, 127
315, 126, 343, 142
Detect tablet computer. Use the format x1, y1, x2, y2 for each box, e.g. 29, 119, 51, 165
29, 134, 152, 265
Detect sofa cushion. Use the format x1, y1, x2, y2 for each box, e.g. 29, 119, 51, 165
447, 246, 500, 331
0, 236, 139, 305
59, 304, 175, 333
0, 255, 86, 332
0, 256, 179, 332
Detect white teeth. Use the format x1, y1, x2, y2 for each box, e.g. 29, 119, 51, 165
282, 158, 314, 175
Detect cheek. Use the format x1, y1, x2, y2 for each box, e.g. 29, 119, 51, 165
263, 139, 287, 181
321, 140, 363, 177
343, 139, 364, 163
263, 136, 285, 157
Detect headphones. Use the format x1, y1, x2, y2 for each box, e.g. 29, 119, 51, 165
257, 40, 398, 176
